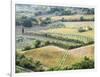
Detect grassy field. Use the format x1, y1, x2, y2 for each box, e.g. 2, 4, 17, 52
21, 45, 94, 69
63, 21, 94, 28
40, 27, 94, 38
38, 15, 94, 21
39, 21, 94, 38
68, 45, 94, 58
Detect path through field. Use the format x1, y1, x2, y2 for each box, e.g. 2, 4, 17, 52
21, 45, 94, 68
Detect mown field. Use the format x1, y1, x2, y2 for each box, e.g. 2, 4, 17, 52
52, 15, 94, 20
40, 21, 94, 37
38, 15, 94, 21
21, 45, 94, 69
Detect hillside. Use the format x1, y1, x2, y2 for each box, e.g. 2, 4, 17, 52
15, 4, 94, 73
68, 45, 94, 58
21, 45, 94, 69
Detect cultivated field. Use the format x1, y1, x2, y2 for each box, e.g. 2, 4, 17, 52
37, 15, 94, 21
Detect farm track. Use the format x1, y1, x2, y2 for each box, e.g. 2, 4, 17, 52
21, 45, 94, 68
57, 51, 68, 68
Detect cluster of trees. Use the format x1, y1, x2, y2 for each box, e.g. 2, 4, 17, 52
61, 16, 94, 22
16, 13, 94, 27
47, 7, 94, 16
16, 4, 94, 16
22, 37, 82, 50
16, 51, 94, 73
80, 16, 94, 21
78, 26, 93, 32
66, 56, 94, 70
22, 33, 94, 51
16, 5, 94, 27
16, 8, 94, 27
48, 22, 65, 28
48, 56, 94, 71
16, 16, 53, 27
41, 17, 52, 25
16, 52, 45, 73
82, 8, 94, 14
16, 65, 32, 73
48, 7, 74, 15
22, 40, 50, 51
32, 32, 94, 49
42, 34, 85, 44
50, 41, 82, 49
16, 16, 32, 27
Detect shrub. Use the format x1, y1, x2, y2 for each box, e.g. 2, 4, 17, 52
48, 67, 61, 71
16, 21, 22, 25
34, 40, 41, 48
41, 17, 52, 25
64, 57, 94, 70
44, 41, 50, 45
61, 17, 65, 22
71, 56, 94, 69
31, 18, 39, 25
16, 52, 45, 72
78, 27, 87, 32
16, 66, 23, 73
80, 16, 84, 21
78, 26, 93, 32
61, 10, 72, 15
87, 26, 93, 30
33, 32, 94, 49
23, 19, 32, 27
23, 46, 31, 51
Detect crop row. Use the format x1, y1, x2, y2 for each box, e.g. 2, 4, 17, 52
32, 32, 94, 45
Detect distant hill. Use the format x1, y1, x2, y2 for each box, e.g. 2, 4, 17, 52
16, 4, 94, 17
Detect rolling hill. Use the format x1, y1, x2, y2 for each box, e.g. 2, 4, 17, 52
21, 45, 94, 69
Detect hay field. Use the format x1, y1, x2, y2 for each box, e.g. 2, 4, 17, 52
21, 45, 94, 69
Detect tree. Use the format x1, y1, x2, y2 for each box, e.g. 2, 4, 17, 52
71, 56, 94, 69
78, 27, 86, 32
22, 26, 24, 34
31, 17, 40, 25
61, 17, 65, 22
80, 16, 84, 21
23, 45, 31, 51
22, 19, 32, 27
34, 40, 41, 48
41, 17, 52, 25
61, 10, 72, 15
21, 16, 32, 27
16, 52, 45, 72
87, 26, 93, 30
